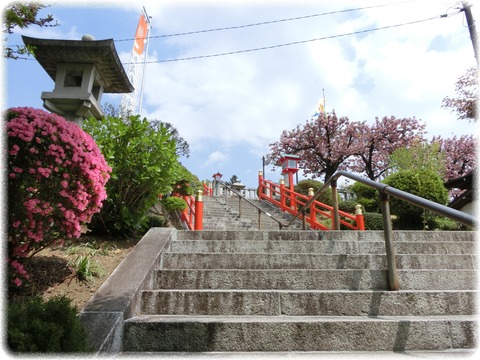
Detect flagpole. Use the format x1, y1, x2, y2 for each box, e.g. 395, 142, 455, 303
137, 7, 152, 115
322, 88, 326, 115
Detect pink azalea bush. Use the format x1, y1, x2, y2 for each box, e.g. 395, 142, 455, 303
7, 107, 111, 287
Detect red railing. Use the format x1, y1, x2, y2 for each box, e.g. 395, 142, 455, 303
180, 191, 203, 230
203, 181, 212, 196
258, 173, 365, 231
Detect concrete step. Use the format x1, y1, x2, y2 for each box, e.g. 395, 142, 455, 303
139, 289, 476, 316
202, 199, 304, 231
153, 269, 476, 290
162, 253, 477, 270
169, 240, 475, 255
123, 314, 476, 352
176, 230, 475, 242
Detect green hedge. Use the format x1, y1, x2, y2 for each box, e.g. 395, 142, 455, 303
162, 196, 187, 212
7, 295, 90, 353
363, 212, 383, 230
383, 170, 448, 229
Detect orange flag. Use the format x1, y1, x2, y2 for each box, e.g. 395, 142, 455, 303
134, 14, 148, 55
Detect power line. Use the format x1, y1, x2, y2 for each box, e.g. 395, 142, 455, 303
126, 11, 460, 64
115, 0, 416, 42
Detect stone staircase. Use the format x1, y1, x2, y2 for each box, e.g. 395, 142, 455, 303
123, 230, 477, 353
201, 196, 303, 230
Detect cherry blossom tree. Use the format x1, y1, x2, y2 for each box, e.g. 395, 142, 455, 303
442, 67, 478, 122
351, 116, 426, 180
269, 112, 426, 182
268, 111, 360, 182
431, 134, 477, 181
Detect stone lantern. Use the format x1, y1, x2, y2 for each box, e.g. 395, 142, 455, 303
22, 34, 134, 125
212, 172, 223, 197
276, 153, 301, 190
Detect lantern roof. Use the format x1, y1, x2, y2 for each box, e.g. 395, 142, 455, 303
276, 153, 301, 166
22, 35, 134, 93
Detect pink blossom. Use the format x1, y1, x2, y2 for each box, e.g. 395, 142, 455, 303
7, 107, 111, 287
37, 167, 52, 178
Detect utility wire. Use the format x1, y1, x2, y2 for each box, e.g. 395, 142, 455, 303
126, 11, 461, 64
10, 7, 461, 63
6, 0, 419, 50
115, 0, 416, 42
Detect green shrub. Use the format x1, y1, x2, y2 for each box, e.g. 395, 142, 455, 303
382, 170, 448, 229
162, 196, 187, 212
147, 214, 167, 228
357, 197, 379, 213
363, 212, 384, 230
83, 115, 179, 236
171, 180, 194, 196
351, 182, 379, 212
425, 213, 463, 231
294, 179, 336, 206
351, 182, 377, 200
7, 295, 90, 353
338, 200, 364, 214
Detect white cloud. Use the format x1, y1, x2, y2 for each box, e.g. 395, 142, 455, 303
6, 0, 478, 186
205, 151, 230, 167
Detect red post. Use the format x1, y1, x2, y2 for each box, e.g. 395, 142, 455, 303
288, 172, 296, 210
258, 171, 264, 199
308, 187, 315, 229
280, 178, 286, 212
194, 190, 203, 230
355, 204, 365, 230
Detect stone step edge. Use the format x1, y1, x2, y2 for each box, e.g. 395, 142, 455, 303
125, 314, 477, 323
172, 239, 476, 244
140, 289, 477, 294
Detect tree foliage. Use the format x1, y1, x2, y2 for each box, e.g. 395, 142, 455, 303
382, 169, 448, 229
442, 67, 478, 122
432, 135, 477, 181
390, 141, 445, 176
101, 102, 190, 158
269, 112, 358, 182
351, 116, 426, 180
83, 115, 179, 236
3, 3, 58, 59
227, 175, 241, 185
269, 112, 426, 182
294, 179, 334, 206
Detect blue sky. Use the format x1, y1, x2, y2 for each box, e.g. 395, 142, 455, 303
3, 0, 478, 188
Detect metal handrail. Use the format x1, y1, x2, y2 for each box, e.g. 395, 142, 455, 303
285, 170, 475, 291
216, 180, 286, 230
216, 172, 474, 291
286, 170, 475, 228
